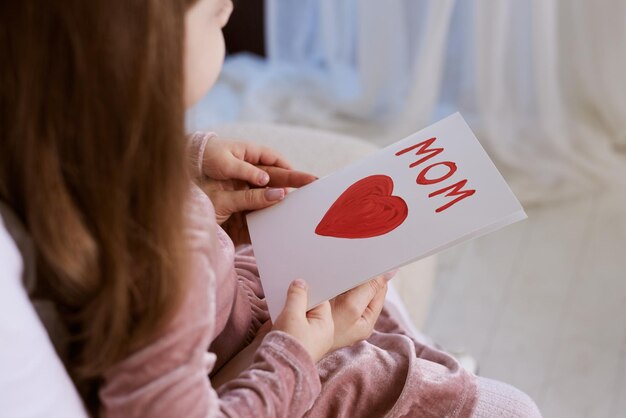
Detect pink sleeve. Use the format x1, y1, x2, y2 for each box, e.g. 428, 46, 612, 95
99, 187, 322, 418
99, 319, 321, 418
188, 131, 216, 180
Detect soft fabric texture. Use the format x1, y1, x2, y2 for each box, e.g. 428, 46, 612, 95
473, 377, 542, 418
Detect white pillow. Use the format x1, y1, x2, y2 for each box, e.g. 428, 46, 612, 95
0, 215, 87, 418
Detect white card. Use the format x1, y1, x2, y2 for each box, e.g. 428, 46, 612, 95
247, 113, 526, 319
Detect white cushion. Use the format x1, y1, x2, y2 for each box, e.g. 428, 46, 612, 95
0, 214, 87, 418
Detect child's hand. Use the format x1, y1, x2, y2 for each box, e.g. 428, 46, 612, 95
328, 275, 388, 351
201, 137, 294, 186
202, 165, 315, 225
272, 280, 334, 363
197, 136, 316, 244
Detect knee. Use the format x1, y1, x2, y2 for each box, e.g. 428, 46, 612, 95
472, 377, 541, 418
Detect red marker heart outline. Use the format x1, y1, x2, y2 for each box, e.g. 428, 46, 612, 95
315, 174, 408, 239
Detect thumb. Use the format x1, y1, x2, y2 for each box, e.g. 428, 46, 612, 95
283, 279, 309, 316
221, 188, 285, 214
226, 158, 270, 186
382, 268, 399, 282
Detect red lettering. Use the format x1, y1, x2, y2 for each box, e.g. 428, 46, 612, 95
416, 161, 457, 185
395, 136, 476, 213
395, 137, 443, 168
428, 179, 476, 213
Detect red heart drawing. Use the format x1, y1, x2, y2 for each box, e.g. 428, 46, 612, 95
315, 174, 408, 239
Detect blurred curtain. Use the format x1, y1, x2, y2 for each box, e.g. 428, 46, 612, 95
188, 0, 626, 203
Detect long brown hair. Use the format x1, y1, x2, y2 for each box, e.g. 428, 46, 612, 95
0, 0, 195, 407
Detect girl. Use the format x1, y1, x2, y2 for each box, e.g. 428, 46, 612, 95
0, 0, 541, 416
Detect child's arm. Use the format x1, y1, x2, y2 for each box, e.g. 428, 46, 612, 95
99, 234, 323, 418
99, 186, 330, 418
99, 289, 322, 418
188, 131, 316, 246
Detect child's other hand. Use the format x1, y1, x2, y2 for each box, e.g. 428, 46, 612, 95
198, 136, 316, 244
272, 280, 334, 363
202, 165, 315, 224
201, 136, 294, 186
328, 275, 388, 351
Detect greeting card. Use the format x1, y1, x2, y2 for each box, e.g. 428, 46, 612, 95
247, 113, 526, 319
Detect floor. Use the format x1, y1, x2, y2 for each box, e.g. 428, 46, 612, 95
421, 186, 626, 418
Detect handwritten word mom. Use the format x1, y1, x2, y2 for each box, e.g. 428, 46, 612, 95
395, 137, 476, 213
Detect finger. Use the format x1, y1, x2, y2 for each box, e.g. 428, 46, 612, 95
248, 144, 293, 170
260, 166, 318, 188
231, 141, 293, 170
217, 188, 285, 214
382, 268, 399, 282
361, 281, 387, 325
223, 158, 272, 187
339, 276, 386, 313
283, 279, 309, 315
